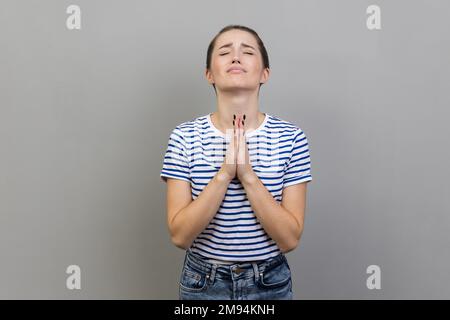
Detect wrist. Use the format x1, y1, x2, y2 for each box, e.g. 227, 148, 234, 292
216, 167, 233, 183
240, 170, 258, 186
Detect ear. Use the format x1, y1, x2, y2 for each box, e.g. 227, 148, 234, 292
205, 68, 215, 85
259, 67, 270, 85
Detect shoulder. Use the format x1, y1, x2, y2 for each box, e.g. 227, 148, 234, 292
169, 114, 209, 138
266, 113, 306, 138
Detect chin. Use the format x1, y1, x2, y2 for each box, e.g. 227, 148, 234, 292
222, 82, 256, 90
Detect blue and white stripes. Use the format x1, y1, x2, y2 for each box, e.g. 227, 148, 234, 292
160, 113, 312, 262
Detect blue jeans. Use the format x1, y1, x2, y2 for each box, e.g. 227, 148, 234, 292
178, 249, 293, 300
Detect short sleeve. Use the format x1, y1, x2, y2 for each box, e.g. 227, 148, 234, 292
283, 128, 312, 188
160, 127, 190, 183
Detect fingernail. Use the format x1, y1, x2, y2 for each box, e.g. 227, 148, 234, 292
242, 120, 244, 126
233, 114, 236, 120
243, 114, 246, 120
233, 120, 235, 126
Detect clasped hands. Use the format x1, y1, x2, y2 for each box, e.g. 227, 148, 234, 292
220, 114, 256, 184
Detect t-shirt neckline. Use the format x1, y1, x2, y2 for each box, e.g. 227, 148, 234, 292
206, 112, 269, 138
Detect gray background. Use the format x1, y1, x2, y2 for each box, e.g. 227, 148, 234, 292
1, 0, 449, 299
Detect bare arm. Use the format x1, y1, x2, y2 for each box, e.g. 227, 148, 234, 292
166, 167, 232, 250
240, 172, 308, 253
234, 116, 309, 253
166, 116, 239, 250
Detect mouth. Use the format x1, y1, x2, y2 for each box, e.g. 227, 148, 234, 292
227, 67, 246, 73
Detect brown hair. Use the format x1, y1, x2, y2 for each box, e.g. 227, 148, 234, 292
206, 25, 270, 93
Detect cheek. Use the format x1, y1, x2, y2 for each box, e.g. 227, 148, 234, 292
245, 57, 263, 73
211, 56, 230, 71
211, 59, 229, 76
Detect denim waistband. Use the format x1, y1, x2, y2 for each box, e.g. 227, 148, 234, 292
183, 248, 288, 282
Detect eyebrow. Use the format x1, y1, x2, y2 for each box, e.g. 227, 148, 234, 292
217, 42, 256, 51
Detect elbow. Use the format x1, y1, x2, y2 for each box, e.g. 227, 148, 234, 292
168, 219, 190, 250
279, 239, 299, 254
170, 234, 190, 250
279, 229, 303, 253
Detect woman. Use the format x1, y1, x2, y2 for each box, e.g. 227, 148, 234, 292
160, 25, 312, 300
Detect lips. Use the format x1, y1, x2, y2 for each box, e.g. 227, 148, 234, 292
227, 66, 246, 73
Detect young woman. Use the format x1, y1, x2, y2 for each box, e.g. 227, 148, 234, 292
160, 25, 312, 300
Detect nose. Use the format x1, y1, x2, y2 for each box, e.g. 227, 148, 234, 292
232, 49, 241, 63
232, 52, 242, 63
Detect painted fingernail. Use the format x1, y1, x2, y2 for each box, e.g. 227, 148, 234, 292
242, 120, 244, 126
233, 114, 236, 120
233, 120, 235, 126
243, 114, 246, 120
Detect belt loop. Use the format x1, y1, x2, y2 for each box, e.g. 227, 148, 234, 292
209, 264, 217, 284
182, 250, 188, 266
282, 253, 288, 266
252, 262, 260, 283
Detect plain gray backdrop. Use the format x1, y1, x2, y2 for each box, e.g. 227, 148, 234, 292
1, 0, 449, 299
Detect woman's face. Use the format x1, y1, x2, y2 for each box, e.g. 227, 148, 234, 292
206, 29, 269, 93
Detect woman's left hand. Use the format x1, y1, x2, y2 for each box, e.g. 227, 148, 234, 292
235, 114, 256, 184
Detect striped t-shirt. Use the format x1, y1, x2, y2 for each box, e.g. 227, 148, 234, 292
160, 112, 312, 263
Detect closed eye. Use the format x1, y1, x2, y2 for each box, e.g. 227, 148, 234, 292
219, 52, 254, 56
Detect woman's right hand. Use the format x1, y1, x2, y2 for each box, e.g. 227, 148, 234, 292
219, 114, 240, 181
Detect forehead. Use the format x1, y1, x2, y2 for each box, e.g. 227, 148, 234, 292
215, 29, 258, 48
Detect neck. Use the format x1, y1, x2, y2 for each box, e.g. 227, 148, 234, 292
211, 89, 264, 134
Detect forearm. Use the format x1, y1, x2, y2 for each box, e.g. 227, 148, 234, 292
170, 167, 231, 249
241, 172, 303, 253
